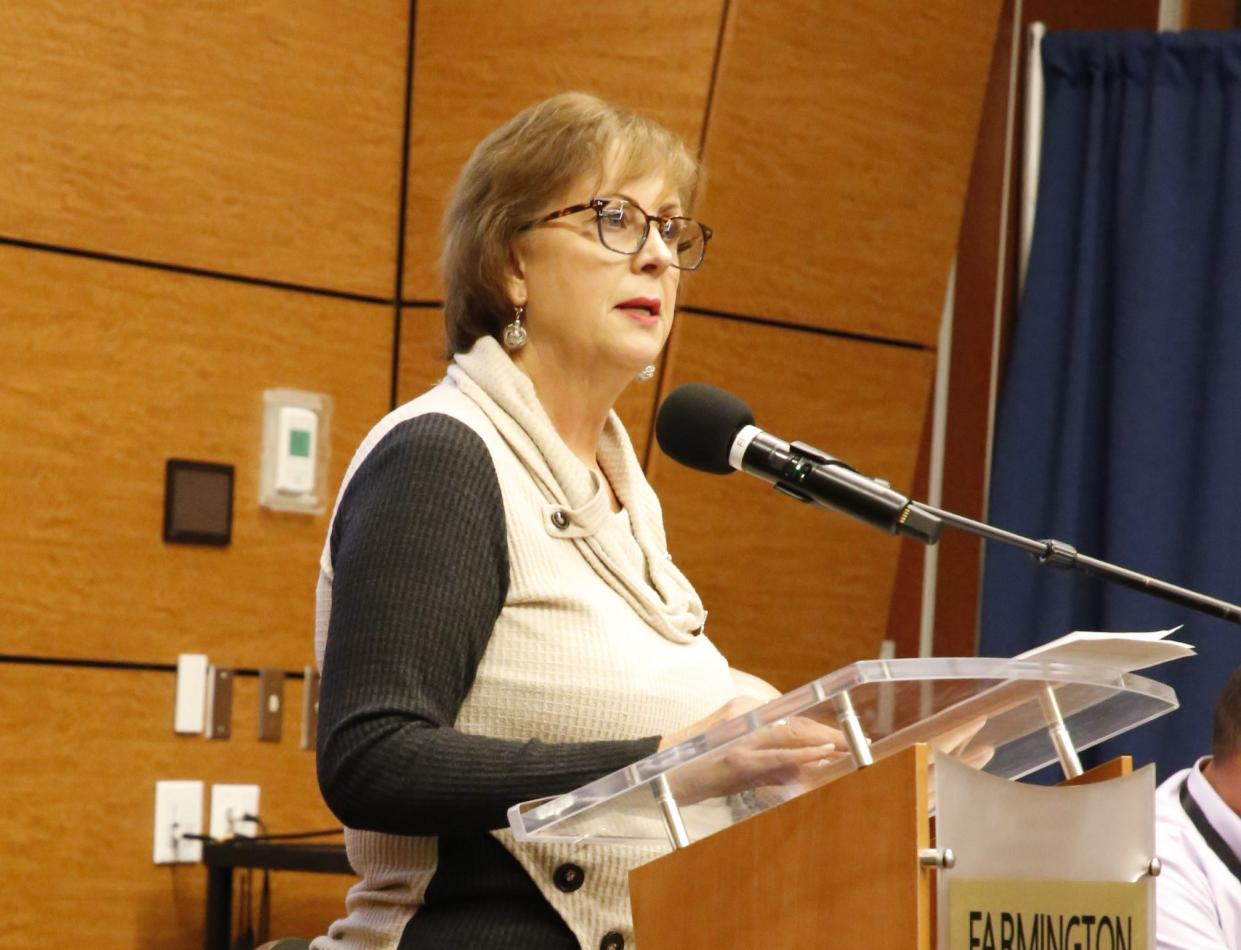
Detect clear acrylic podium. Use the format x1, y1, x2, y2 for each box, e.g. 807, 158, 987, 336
508, 658, 1177, 947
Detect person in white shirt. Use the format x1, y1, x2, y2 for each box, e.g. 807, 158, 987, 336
1156, 666, 1241, 949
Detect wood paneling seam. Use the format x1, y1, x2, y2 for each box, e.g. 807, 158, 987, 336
392, 297, 932, 352
696, 0, 735, 160
679, 305, 931, 351
0, 235, 394, 306
0, 654, 310, 679
390, 0, 420, 410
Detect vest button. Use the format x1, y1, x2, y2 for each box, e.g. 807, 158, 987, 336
553, 862, 584, 892
551, 509, 570, 530
599, 932, 625, 950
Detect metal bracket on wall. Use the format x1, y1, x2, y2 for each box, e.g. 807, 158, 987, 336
257, 667, 284, 742
205, 665, 233, 740
301, 666, 320, 750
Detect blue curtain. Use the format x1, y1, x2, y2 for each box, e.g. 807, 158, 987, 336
980, 31, 1241, 781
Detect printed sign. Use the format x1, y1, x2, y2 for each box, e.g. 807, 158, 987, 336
948, 879, 1148, 950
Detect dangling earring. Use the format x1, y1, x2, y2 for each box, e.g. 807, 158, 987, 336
503, 305, 527, 350
637, 364, 656, 382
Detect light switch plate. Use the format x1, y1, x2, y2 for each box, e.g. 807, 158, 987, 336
257, 668, 284, 742
174, 654, 208, 734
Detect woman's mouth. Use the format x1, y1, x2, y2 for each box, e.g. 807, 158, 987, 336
615, 297, 661, 327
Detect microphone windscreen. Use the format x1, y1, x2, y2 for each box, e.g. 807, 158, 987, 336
655, 383, 755, 475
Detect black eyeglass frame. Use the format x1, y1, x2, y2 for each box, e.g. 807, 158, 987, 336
522, 198, 713, 271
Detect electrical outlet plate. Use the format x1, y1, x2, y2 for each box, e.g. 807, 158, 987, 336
153, 780, 203, 864
209, 784, 260, 840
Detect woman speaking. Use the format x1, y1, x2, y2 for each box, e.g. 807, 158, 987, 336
311, 92, 837, 949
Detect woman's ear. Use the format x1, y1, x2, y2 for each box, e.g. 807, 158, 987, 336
503, 242, 528, 308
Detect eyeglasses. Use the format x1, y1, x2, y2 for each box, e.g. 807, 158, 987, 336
523, 198, 713, 270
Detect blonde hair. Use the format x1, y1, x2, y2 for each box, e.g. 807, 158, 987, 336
440, 92, 700, 355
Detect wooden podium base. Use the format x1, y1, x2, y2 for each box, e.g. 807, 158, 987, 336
630, 745, 931, 949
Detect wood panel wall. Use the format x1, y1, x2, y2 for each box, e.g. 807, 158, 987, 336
662, 0, 1000, 685
3, 0, 1009, 945
651, 317, 935, 689
1183, 0, 1239, 27
1, 2, 409, 296
1, 665, 344, 946
0, 248, 391, 667
684, 0, 1001, 345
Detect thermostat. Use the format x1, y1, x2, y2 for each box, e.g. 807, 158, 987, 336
260, 389, 331, 514
275, 406, 318, 494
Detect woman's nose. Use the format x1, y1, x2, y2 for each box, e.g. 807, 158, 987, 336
635, 221, 675, 273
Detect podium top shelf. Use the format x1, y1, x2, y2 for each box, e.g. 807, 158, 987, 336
507, 657, 1177, 848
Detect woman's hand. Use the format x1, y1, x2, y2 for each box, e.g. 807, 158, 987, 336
657, 695, 765, 753
658, 696, 847, 804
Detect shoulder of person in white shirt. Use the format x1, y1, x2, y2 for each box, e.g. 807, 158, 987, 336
1155, 665, 1241, 950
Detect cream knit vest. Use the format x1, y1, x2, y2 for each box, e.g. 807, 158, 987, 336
312, 339, 736, 949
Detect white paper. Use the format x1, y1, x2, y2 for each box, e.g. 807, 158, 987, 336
1016, 626, 1194, 672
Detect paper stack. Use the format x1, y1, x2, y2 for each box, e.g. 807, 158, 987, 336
1016, 627, 1195, 672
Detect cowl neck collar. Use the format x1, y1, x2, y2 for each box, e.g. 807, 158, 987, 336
449, 337, 706, 645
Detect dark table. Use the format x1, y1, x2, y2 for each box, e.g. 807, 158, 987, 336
201, 840, 354, 950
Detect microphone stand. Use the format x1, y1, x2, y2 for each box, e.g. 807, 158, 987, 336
908, 501, 1241, 626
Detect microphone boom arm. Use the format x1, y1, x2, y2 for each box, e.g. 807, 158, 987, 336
911, 501, 1241, 626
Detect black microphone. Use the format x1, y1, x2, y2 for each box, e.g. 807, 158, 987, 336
655, 383, 943, 544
